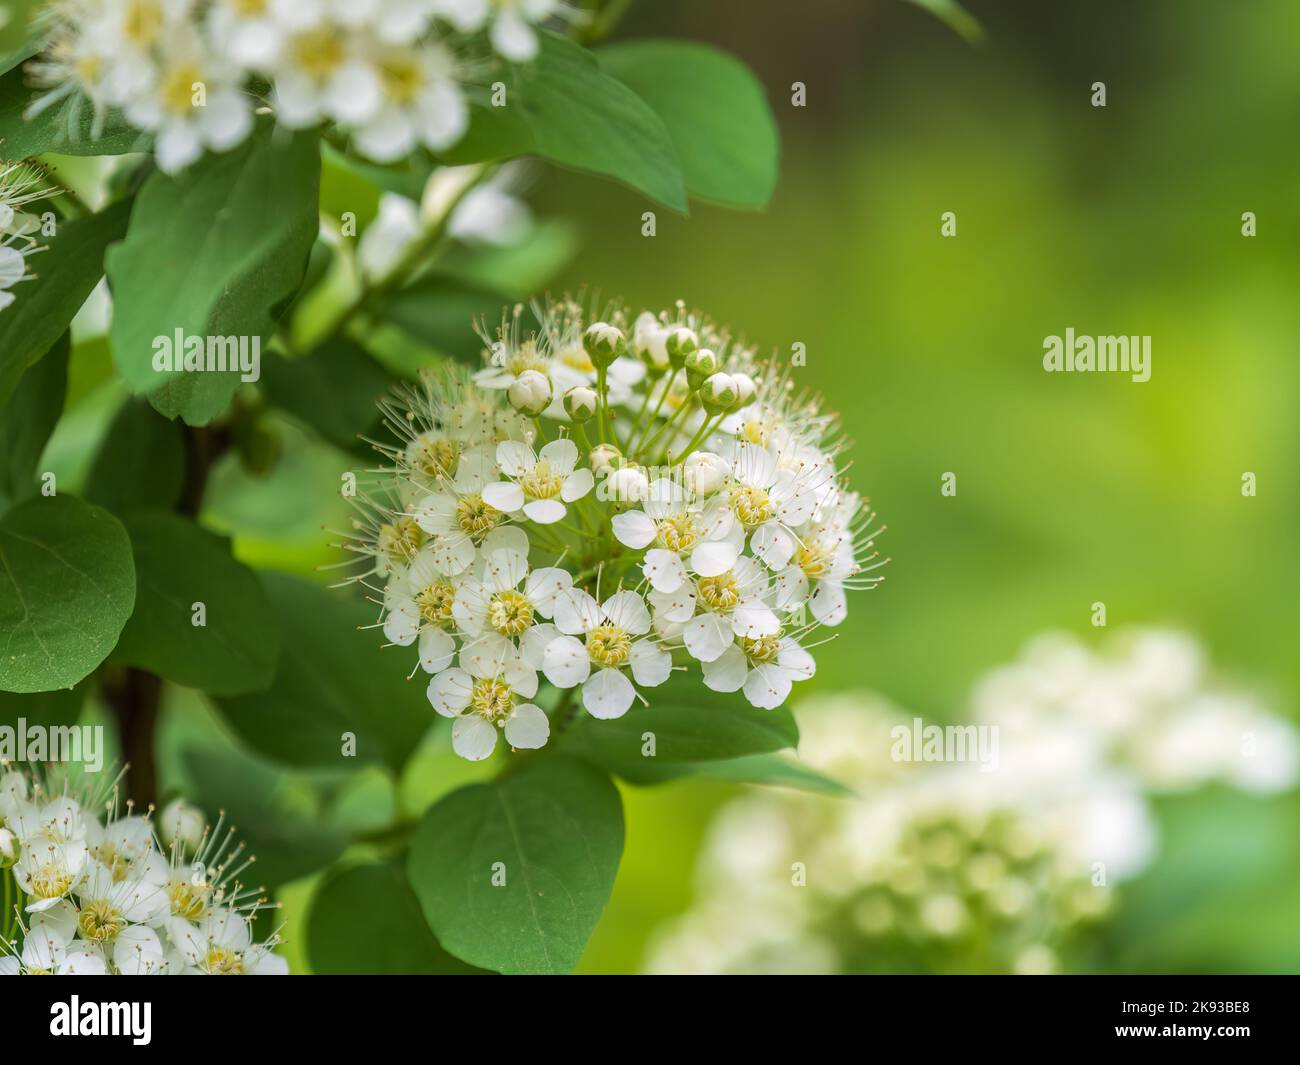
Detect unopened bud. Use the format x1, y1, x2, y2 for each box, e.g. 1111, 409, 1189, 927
589, 443, 623, 474
0, 827, 18, 868
684, 347, 719, 390
508, 369, 552, 417
563, 385, 598, 423
633, 312, 670, 376
684, 451, 729, 496
731, 372, 757, 406
583, 322, 626, 367
605, 465, 650, 503
700, 372, 738, 413
158, 798, 206, 854
664, 326, 699, 367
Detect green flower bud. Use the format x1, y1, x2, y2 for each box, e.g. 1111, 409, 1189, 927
684, 347, 719, 390
582, 322, 627, 368
664, 326, 699, 368
589, 443, 623, 474
701, 371, 739, 413
508, 369, 552, 417
563, 384, 598, 423
0, 826, 19, 869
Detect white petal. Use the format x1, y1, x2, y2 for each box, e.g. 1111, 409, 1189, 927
743, 663, 792, 709
496, 439, 537, 476
810, 580, 848, 626
561, 467, 594, 502
524, 567, 572, 616
777, 639, 817, 680
383, 599, 420, 646
504, 703, 549, 750
491, 10, 538, 60
482, 548, 528, 592
419, 628, 456, 673
629, 641, 672, 687
482, 481, 525, 513
543, 635, 591, 687
523, 498, 566, 524
611, 510, 656, 549
702, 645, 748, 693
731, 600, 781, 638
642, 548, 687, 593
683, 613, 733, 663
520, 622, 559, 669
552, 589, 601, 634
648, 584, 696, 624
582, 668, 635, 719
750, 523, 795, 570
689, 539, 740, 578
602, 590, 651, 635
427, 667, 473, 716
774, 565, 810, 611
452, 716, 499, 761
539, 437, 578, 474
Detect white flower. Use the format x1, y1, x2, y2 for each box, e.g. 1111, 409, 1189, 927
431, 0, 561, 62
543, 589, 672, 718
73, 858, 170, 943
725, 442, 822, 571
357, 192, 421, 281
409, 451, 524, 574
168, 909, 289, 975
427, 646, 549, 759
271, 20, 385, 129
701, 633, 816, 709
660, 556, 781, 664
451, 546, 571, 662
157, 798, 205, 854
121, 24, 254, 172
483, 437, 594, 525
611, 476, 741, 593
351, 41, 468, 162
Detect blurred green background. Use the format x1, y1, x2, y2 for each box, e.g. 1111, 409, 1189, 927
42, 0, 1300, 973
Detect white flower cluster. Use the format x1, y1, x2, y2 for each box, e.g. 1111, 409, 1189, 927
0, 162, 51, 314
25, 0, 567, 172
645, 630, 1298, 975
343, 298, 885, 762
0, 769, 286, 975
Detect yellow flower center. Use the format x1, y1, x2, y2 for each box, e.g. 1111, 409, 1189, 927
293, 29, 345, 80
488, 590, 534, 636
78, 900, 126, 943
414, 436, 460, 479
586, 624, 631, 667
739, 419, 770, 446
729, 485, 772, 527
796, 541, 833, 579
470, 677, 514, 721
379, 54, 425, 104
31, 863, 73, 901
697, 573, 741, 612
378, 516, 426, 563
92, 843, 129, 882
123, 0, 163, 46
520, 459, 563, 501
168, 879, 211, 922
455, 494, 502, 540
160, 63, 202, 115
742, 632, 782, 663
416, 580, 457, 627
558, 345, 595, 373
656, 513, 699, 552
507, 343, 549, 376
202, 947, 244, 975
231, 0, 268, 14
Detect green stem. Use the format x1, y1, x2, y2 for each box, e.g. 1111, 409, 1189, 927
632, 368, 678, 455
667, 410, 724, 465
641, 391, 696, 460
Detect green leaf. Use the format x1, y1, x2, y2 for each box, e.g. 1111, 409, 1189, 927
182, 745, 347, 889
378, 274, 503, 363
0, 332, 67, 511
904, 0, 985, 43
106, 122, 321, 425
599, 751, 853, 795
0, 682, 84, 735
0, 198, 132, 408
435, 219, 578, 298
259, 337, 390, 455
213, 572, 434, 772
408, 757, 624, 974
598, 40, 780, 210
0, 63, 143, 156
0, 494, 135, 693
0, 2, 38, 74
83, 398, 186, 512
446, 31, 687, 212
307, 863, 487, 974
561, 677, 800, 774
111, 511, 279, 696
